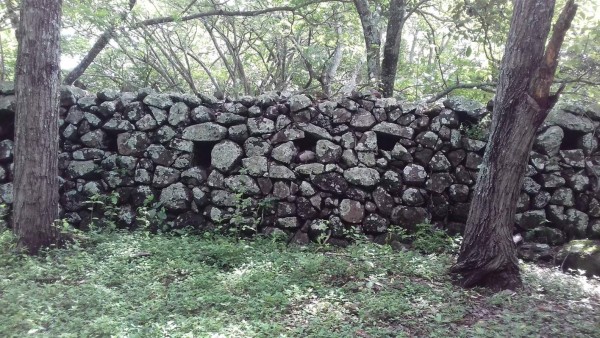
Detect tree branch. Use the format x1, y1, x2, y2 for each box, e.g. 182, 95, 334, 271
133, 0, 346, 28
63, 0, 138, 84
427, 82, 497, 102
530, 0, 578, 106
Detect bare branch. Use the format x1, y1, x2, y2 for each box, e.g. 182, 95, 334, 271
427, 82, 497, 102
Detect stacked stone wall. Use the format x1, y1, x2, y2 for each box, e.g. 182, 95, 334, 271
0, 82, 599, 246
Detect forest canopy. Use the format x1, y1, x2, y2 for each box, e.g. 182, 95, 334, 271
0, 0, 598, 102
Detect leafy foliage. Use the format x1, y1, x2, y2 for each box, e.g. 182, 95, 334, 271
2, 0, 598, 101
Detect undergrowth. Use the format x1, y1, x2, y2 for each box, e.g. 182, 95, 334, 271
0, 225, 598, 337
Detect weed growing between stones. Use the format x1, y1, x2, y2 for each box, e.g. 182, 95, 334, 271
214, 188, 277, 239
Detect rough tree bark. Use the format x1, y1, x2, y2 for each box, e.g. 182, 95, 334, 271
450, 0, 578, 290
13, 0, 63, 254
353, 0, 381, 86
380, 0, 406, 97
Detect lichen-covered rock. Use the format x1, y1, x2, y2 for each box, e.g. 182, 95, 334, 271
0, 182, 13, 204
522, 177, 542, 195
182, 123, 227, 141
429, 152, 451, 171
415, 131, 439, 149
339, 199, 364, 223
65, 160, 99, 179
242, 156, 268, 177
152, 166, 180, 188
372, 122, 413, 139
81, 130, 107, 149
550, 187, 575, 207
272, 142, 297, 164
168, 102, 190, 126
350, 109, 376, 130
402, 188, 425, 206
363, 214, 389, 233
103, 118, 134, 132
516, 210, 547, 230
425, 173, 453, 193
190, 106, 215, 123
147, 144, 176, 166
402, 164, 427, 185
224, 175, 260, 195
289, 94, 311, 112
181, 167, 207, 186
159, 183, 191, 211
313, 172, 348, 195
278, 217, 300, 229
136, 114, 158, 131
316, 140, 342, 163
564, 208, 589, 237
0, 140, 14, 162
269, 164, 296, 180
525, 226, 565, 245
211, 140, 243, 173
343, 167, 380, 188
534, 126, 564, 156
559, 150, 585, 168
244, 137, 272, 156
117, 132, 151, 156
143, 94, 173, 109
295, 163, 325, 176
544, 109, 595, 133
297, 123, 333, 140
391, 206, 430, 227
247, 117, 275, 135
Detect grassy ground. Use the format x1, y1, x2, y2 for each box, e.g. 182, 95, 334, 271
0, 228, 598, 338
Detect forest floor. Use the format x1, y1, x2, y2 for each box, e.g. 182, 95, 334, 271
0, 228, 599, 337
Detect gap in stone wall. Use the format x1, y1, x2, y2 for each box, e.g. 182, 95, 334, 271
193, 141, 217, 168
294, 134, 318, 152
375, 132, 401, 151
561, 129, 584, 150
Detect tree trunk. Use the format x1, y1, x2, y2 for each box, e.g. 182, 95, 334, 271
353, 0, 381, 86
380, 0, 406, 97
451, 0, 577, 290
13, 0, 63, 254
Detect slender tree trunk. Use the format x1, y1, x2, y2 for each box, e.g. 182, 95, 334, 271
322, 23, 344, 97
63, 0, 137, 85
451, 0, 578, 290
381, 0, 406, 97
13, 0, 63, 254
353, 0, 381, 86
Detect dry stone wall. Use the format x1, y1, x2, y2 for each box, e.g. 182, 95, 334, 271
0, 82, 600, 246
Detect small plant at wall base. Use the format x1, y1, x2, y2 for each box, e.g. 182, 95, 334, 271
214, 189, 276, 239
387, 223, 460, 254
85, 191, 121, 231
136, 195, 169, 232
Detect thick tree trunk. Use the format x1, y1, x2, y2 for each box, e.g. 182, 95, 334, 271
451, 0, 577, 290
353, 0, 381, 86
13, 0, 63, 254
380, 0, 406, 97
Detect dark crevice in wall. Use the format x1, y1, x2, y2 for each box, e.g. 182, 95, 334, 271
193, 141, 217, 168
294, 134, 318, 152
374, 132, 400, 151
561, 129, 584, 150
